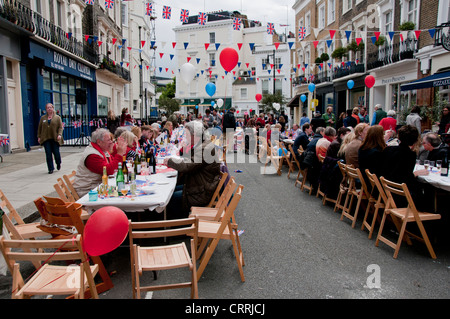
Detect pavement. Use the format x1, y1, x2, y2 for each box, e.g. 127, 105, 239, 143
0, 146, 450, 305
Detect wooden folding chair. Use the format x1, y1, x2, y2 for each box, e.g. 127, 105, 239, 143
263, 139, 283, 175
128, 217, 199, 299
334, 162, 349, 212
294, 151, 313, 195
340, 166, 370, 228
0, 234, 99, 299
206, 171, 228, 208
62, 170, 80, 201
54, 178, 76, 203
375, 177, 441, 259
287, 144, 301, 179
190, 177, 237, 222
0, 189, 48, 241
315, 155, 337, 206
257, 136, 270, 163
277, 141, 294, 176
33, 197, 114, 296
193, 186, 245, 282
361, 170, 388, 239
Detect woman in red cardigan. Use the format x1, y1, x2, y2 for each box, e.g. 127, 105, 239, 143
379, 110, 397, 132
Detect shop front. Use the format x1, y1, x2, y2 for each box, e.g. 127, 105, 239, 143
333, 74, 366, 117
22, 40, 97, 146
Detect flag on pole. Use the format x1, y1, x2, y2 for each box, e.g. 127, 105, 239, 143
267, 23, 275, 35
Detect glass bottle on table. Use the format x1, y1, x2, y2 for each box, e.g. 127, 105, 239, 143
102, 166, 108, 186
134, 152, 141, 175
116, 162, 125, 191
122, 156, 129, 184
441, 154, 448, 177
130, 171, 136, 195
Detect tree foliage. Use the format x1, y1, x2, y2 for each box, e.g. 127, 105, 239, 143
158, 78, 179, 115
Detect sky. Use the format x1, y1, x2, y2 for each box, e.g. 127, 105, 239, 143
151, 0, 296, 78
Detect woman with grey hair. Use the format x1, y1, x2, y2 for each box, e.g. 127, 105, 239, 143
73, 128, 127, 197
379, 110, 397, 132
164, 120, 221, 219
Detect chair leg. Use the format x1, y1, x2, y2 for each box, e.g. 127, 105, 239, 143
393, 220, 408, 259
351, 195, 364, 228
416, 220, 437, 259
230, 228, 245, 282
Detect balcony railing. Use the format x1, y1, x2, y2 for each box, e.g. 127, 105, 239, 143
434, 21, 450, 50
367, 38, 418, 70
0, 0, 97, 65
98, 54, 131, 82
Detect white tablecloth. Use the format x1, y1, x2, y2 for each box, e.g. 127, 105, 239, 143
77, 171, 177, 214
415, 165, 450, 192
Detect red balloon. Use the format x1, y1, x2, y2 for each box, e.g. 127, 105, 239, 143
83, 206, 129, 256
365, 75, 375, 88
219, 47, 239, 72
236, 110, 239, 114
255, 94, 262, 102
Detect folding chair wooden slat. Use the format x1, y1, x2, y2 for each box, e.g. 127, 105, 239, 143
193, 186, 245, 282
340, 166, 370, 228
375, 177, 441, 259
287, 144, 301, 179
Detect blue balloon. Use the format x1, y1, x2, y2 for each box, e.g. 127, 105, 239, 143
300, 94, 307, 103
211, 101, 215, 106
347, 80, 354, 90
205, 82, 216, 97
308, 83, 315, 93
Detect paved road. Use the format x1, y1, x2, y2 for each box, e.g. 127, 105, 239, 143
1, 147, 449, 303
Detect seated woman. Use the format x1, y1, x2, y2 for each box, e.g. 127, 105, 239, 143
117, 130, 139, 160
344, 123, 369, 168
161, 121, 173, 139
358, 125, 386, 191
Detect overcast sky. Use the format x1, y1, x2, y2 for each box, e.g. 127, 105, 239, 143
151, 0, 296, 77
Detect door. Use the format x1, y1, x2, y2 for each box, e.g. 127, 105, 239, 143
7, 83, 19, 149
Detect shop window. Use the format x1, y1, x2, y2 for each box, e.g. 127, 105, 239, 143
52, 73, 60, 91
61, 75, 68, 93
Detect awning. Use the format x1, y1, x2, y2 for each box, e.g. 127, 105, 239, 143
287, 94, 300, 107
401, 71, 450, 91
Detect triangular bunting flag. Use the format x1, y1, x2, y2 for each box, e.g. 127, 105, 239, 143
288, 42, 294, 49
215, 43, 220, 50
313, 40, 319, 48
172, 42, 176, 48
345, 30, 352, 41
329, 30, 336, 39
112, 38, 117, 45
98, 41, 102, 46
374, 31, 381, 41
196, 58, 200, 64
414, 30, 421, 39
159, 53, 164, 58
428, 29, 436, 38
150, 41, 156, 48
184, 42, 189, 49
205, 43, 210, 50
313, 28, 320, 39
388, 31, 395, 41
356, 38, 362, 46
326, 40, 332, 48
245, 63, 249, 68
371, 36, 377, 44
249, 43, 255, 50
141, 40, 146, 48
170, 54, 174, 60
187, 57, 191, 62
400, 31, 408, 42
85, 35, 89, 42
237, 43, 243, 50
274, 42, 280, 50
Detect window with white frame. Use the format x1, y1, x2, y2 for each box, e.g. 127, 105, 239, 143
209, 53, 216, 67
328, 0, 335, 24
262, 80, 269, 95
406, 0, 419, 26
240, 88, 248, 99
305, 12, 311, 35
343, 0, 352, 13
318, 4, 326, 29
209, 32, 215, 43
122, 3, 128, 27
385, 11, 393, 32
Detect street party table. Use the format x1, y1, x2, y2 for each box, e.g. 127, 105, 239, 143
77, 165, 178, 217
415, 165, 450, 192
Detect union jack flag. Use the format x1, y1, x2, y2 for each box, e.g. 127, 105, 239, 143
180, 9, 189, 23
145, 3, 152, 16
85, 0, 94, 4
198, 12, 207, 25
298, 26, 306, 40
162, 6, 171, 19
267, 23, 275, 35
0, 135, 9, 146
233, 18, 241, 31
105, 0, 114, 9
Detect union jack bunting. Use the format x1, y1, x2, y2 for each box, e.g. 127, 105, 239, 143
162, 6, 171, 19
267, 23, 275, 35
298, 26, 306, 40
105, 0, 114, 9
198, 12, 207, 25
145, 3, 152, 16
180, 9, 189, 23
233, 18, 241, 31
0, 135, 9, 146
85, 0, 94, 4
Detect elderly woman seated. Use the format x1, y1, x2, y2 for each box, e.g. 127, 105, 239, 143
164, 120, 221, 219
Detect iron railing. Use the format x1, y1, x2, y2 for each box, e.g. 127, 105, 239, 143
367, 38, 418, 70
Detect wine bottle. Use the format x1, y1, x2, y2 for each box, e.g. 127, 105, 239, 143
441, 154, 448, 177
116, 162, 125, 191
122, 156, 129, 184
151, 148, 156, 174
